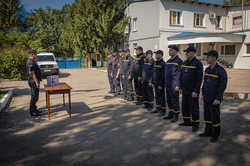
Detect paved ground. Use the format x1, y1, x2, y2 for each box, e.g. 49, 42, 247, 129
0, 69, 250, 166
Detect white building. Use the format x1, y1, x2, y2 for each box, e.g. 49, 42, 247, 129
125, 0, 250, 69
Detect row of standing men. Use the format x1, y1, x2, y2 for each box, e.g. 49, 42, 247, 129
107, 45, 228, 143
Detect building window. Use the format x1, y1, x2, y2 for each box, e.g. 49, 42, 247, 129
133, 43, 137, 56
216, 16, 223, 29
221, 45, 236, 56
170, 11, 182, 25
132, 18, 137, 32
194, 13, 205, 27
233, 16, 243, 25
246, 44, 250, 54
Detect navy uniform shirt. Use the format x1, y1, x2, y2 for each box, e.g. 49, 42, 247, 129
142, 58, 155, 83
180, 57, 203, 94
202, 63, 228, 103
165, 56, 183, 90
152, 59, 165, 87
26, 58, 42, 82
107, 57, 113, 74
112, 58, 120, 77
120, 55, 134, 75
130, 53, 145, 78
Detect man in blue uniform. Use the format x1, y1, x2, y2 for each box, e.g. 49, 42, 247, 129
107, 52, 115, 93
119, 49, 126, 96
26, 49, 42, 117
163, 45, 183, 121
142, 50, 155, 110
124, 49, 135, 101
151, 50, 166, 115
111, 53, 121, 96
130, 46, 145, 105
200, 50, 227, 143
180, 46, 203, 132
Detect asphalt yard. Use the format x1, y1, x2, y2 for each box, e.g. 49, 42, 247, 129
0, 69, 249, 166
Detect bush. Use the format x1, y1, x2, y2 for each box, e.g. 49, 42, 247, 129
0, 49, 28, 80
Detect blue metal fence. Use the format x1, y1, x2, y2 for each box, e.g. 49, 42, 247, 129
56, 56, 82, 69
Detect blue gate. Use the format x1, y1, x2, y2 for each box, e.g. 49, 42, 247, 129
56, 56, 82, 69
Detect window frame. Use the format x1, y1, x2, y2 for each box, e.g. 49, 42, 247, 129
221, 45, 236, 56
194, 12, 205, 27
169, 10, 183, 26
132, 17, 137, 32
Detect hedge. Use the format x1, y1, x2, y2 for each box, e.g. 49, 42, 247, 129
0, 49, 28, 80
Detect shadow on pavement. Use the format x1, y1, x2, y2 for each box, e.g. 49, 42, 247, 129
0, 97, 249, 166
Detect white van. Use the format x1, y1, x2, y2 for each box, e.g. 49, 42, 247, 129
37, 52, 59, 76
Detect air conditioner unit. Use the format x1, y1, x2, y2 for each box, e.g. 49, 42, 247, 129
209, 12, 216, 19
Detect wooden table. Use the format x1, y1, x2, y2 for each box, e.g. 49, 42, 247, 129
44, 83, 72, 119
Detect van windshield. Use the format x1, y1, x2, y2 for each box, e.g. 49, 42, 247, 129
37, 55, 55, 62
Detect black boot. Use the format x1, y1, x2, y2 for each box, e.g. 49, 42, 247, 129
210, 126, 220, 142
163, 111, 174, 120
179, 121, 192, 126
30, 111, 41, 117
171, 114, 178, 123
151, 108, 160, 113
192, 125, 199, 132
158, 110, 166, 117
199, 125, 212, 137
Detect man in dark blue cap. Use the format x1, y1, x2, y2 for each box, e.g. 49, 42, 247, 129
123, 49, 134, 101
142, 50, 155, 110
130, 46, 145, 105
107, 52, 115, 93
111, 53, 121, 96
180, 45, 203, 132
119, 49, 126, 96
200, 50, 227, 143
163, 45, 183, 121
151, 50, 166, 115
26, 49, 42, 116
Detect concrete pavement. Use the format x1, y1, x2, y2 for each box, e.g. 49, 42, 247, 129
0, 69, 249, 166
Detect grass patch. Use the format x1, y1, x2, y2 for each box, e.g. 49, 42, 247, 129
0, 90, 8, 100
96, 66, 107, 70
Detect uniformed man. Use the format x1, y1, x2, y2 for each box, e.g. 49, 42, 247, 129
180, 46, 203, 132
26, 49, 42, 117
142, 50, 155, 110
163, 45, 183, 121
111, 53, 121, 96
119, 49, 126, 96
124, 49, 134, 101
200, 50, 227, 143
107, 52, 115, 93
151, 50, 166, 115
130, 46, 145, 105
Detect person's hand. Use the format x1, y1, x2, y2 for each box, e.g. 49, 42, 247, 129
148, 82, 152, 87
111, 74, 113, 78
116, 75, 119, 79
192, 92, 198, 98
128, 75, 132, 80
152, 84, 155, 89
36, 82, 40, 88
138, 77, 142, 81
213, 99, 220, 105
175, 86, 180, 92
158, 86, 162, 90
179, 89, 182, 95
122, 75, 125, 79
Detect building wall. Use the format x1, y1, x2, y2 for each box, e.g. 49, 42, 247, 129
126, 0, 160, 55
226, 6, 250, 32
159, 0, 227, 32
234, 31, 250, 69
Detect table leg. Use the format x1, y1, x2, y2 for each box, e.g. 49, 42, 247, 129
63, 93, 65, 106
46, 92, 48, 108
68, 91, 71, 118
48, 93, 50, 120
